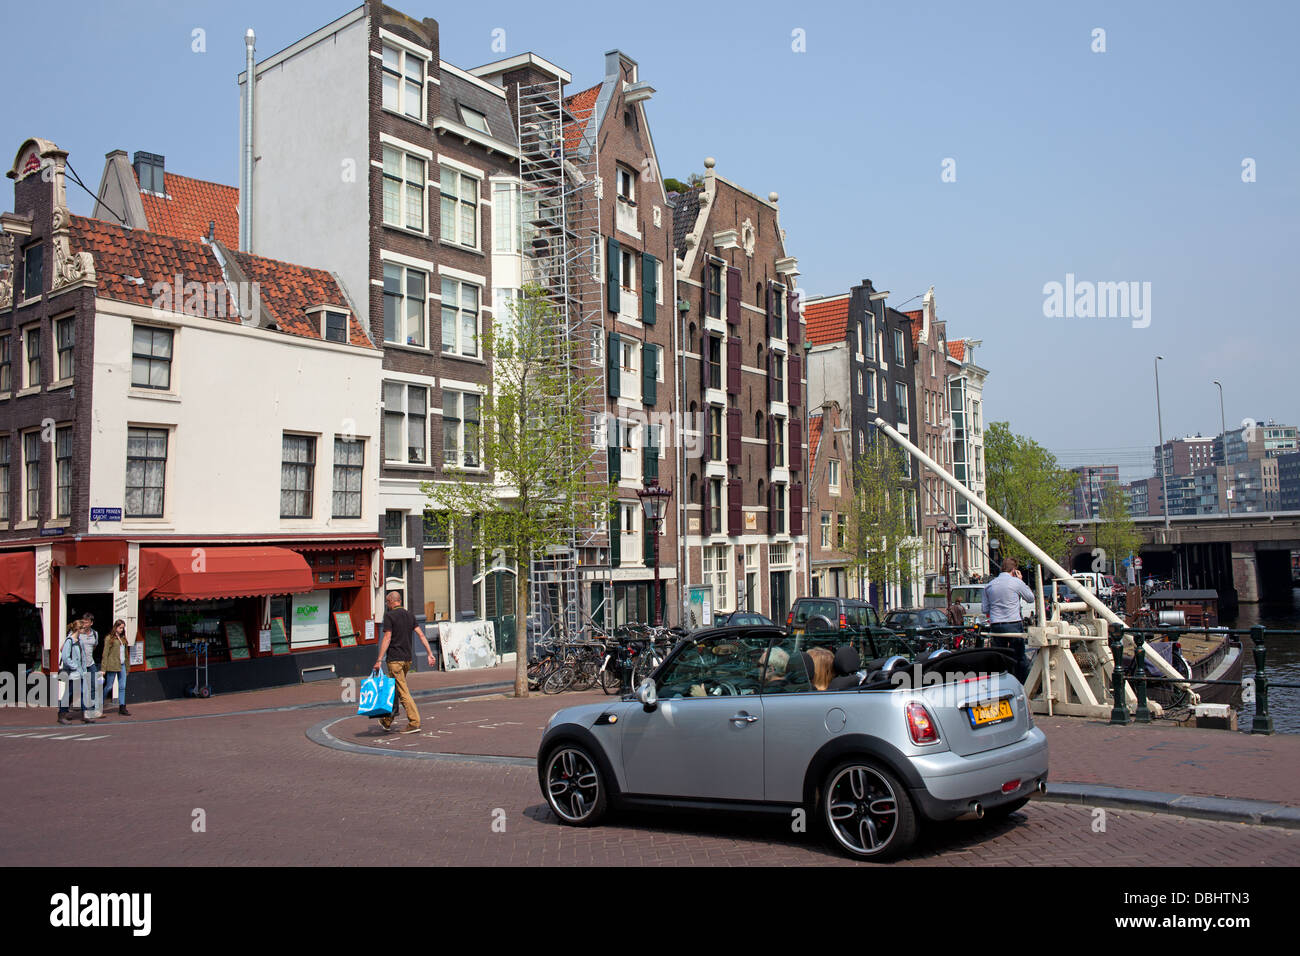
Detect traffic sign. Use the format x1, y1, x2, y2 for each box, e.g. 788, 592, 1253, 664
1133, 557, 1143, 569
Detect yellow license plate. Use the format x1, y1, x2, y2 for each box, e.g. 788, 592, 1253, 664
968, 699, 1013, 728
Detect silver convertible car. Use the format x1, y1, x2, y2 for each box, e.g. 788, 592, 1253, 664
537, 625, 1048, 860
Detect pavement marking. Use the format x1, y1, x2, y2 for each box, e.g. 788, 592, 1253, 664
49, 734, 86, 740
76, 735, 110, 741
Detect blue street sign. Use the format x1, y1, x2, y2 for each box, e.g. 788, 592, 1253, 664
39, 527, 65, 536
90, 507, 123, 522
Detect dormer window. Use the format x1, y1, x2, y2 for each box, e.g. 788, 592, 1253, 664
132, 152, 165, 194
459, 106, 490, 135
307, 306, 351, 344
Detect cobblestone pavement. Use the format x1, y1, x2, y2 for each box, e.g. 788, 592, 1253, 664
3, 679, 1299, 865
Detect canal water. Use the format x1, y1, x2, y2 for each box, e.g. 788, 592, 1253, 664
1235, 587, 1300, 734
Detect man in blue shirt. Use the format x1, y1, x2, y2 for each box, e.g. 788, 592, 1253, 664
981, 557, 1035, 682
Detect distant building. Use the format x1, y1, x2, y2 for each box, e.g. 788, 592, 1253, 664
1278, 451, 1300, 512
1127, 476, 1163, 518
1069, 465, 1119, 519
1154, 436, 1216, 479
1166, 474, 1199, 517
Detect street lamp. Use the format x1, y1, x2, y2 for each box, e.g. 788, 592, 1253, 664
1154, 356, 1170, 530
936, 519, 957, 608
1213, 380, 1232, 516
637, 479, 673, 625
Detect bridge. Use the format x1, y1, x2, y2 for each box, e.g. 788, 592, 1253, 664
1064, 511, 1300, 606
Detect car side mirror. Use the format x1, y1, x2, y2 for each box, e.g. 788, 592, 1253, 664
637, 677, 658, 712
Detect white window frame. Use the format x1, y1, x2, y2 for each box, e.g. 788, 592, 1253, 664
459, 105, 490, 135
620, 339, 640, 402
22, 429, 41, 521
382, 262, 428, 349
440, 278, 481, 358
382, 145, 427, 233
383, 381, 429, 465
491, 180, 519, 254
829, 458, 841, 496
440, 165, 480, 249
381, 43, 426, 121
442, 390, 482, 469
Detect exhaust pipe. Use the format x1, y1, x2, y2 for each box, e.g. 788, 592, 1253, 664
1037, 780, 1047, 795
958, 801, 984, 821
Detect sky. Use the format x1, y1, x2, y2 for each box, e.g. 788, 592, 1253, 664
2, 0, 1295, 482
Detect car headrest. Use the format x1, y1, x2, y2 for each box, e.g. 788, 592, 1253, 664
784, 650, 811, 684
832, 645, 861, 676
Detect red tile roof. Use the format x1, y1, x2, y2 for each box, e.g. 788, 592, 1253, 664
902, 309, 923, 348
947, 338, 966, 361
137, 170, 240, 248
562, 84, 601, 152
68, 215, 372, 348
808, 412, 824, 463
803, 296, 850, 345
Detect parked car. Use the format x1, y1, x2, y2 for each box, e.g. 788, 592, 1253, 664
712, 611, 776, 627
537, 624, 1049, 860
882, 608, 952, 632
786, 597, 880, 640
948, 583, 1035, 625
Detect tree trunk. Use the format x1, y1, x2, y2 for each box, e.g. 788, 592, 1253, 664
515, 548, 530, 698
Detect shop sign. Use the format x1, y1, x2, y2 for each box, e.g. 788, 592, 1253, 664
291, 590, 330, 648
90, 508, 123, 522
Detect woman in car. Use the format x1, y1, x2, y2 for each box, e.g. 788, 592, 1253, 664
807, 647, 834, 691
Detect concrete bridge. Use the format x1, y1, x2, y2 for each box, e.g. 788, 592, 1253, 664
1064, 512, 1300, 605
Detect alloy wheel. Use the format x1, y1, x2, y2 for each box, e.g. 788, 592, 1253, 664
825, 764, 901, 857
546, 747, 602, 823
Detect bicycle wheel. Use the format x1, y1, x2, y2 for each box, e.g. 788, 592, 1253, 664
630, 649, 661, 687
542, 664, 575, 695
598, 654, 623, 695
569, 656, 599, 692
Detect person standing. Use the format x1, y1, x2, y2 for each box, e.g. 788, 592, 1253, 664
57, 622, 95, 724
101, 619, 132, 717
981, 557, 1035, 683
80, 613, 102, 717
375, 592, 436, 734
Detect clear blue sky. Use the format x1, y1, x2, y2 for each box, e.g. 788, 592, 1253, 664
3, 0, 1295, 481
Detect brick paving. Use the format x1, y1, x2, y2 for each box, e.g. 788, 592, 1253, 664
3, 670, 1299, 865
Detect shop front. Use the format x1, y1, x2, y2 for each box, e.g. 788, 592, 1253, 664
0, 550, 41, 679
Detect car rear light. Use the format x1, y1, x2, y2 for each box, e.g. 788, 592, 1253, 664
905, 702, 940, 745
786, 612, 794, 626
1002, 779, 1021, 794
839, 614, 848, 629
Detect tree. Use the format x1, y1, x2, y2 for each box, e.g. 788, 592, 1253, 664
423, 285, 613, 697
1095, 483, 1142, 576
983, 421, 1075, 568
844, 439, 920, 611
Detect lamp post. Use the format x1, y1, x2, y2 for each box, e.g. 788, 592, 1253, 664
1154, 356, 1170, 529
1213, 380, 1232, 516
637, 479, 673, 625
937, 519, 955, 609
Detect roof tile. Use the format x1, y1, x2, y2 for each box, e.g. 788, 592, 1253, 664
803, 297, 850, 345
137, 170, 240, 248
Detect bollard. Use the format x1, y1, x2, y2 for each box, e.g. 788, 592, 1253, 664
1109, 623, 1130, 725
1133, 631, 1151, 724
1249, 625, 1273, 736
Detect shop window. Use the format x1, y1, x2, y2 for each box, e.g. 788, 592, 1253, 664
332, 438, 364, 518
280, 434, 316, 518
125, 427, 168, 518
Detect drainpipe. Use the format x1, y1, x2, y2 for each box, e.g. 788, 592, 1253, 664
241, 29, 256, 252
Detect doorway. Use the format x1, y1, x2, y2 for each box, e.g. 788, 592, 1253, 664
65, 593, 114, 668
769, 570, 790, 623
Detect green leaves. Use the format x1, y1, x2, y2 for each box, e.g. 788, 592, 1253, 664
845, 439, 919, 595
984, 421, 1074, 566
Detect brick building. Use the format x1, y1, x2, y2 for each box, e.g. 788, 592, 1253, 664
808, 402, 853, 596
671, 157, 806, 622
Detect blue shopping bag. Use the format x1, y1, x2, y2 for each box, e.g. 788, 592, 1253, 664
358, 667, 397, 719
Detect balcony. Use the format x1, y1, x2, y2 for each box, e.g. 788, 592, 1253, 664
615, 198, 639, 238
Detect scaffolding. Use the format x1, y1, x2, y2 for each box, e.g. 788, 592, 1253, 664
516, 79, 609, 642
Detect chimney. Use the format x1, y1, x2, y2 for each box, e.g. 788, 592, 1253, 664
241, 28, 256, 252
132, 151, 165, 194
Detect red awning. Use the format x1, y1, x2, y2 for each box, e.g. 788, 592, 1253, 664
0, 551, 36, 604
291, 540, 380, 553
139, 546, 314, 601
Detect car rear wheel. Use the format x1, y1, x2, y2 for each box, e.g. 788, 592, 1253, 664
821, 760, 917, 861
543, 744, 608, 826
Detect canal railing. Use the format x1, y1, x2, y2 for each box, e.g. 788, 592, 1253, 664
799, 623, 1297, 735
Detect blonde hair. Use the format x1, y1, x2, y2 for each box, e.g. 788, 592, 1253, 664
808, 647, 835, 691
762, 646, 790, 677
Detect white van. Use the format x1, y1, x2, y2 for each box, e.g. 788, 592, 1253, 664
1066, 572, 1113, 600
950, 584, 1035, 625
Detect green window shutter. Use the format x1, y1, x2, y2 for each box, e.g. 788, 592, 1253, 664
642, 343, 657, 406
641, 253, 657, 325
643, 435, 659, 481
607, 237, 621, 313
643, 521, 655, 565
610, 502, 621, 567
608, 419, 621, 481
607, 331, 621, 398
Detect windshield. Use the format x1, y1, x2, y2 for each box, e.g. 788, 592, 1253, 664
951, 587, 982, 604
791, 600, 837, 625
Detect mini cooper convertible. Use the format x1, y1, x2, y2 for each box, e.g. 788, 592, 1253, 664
537, 625, 1048, 860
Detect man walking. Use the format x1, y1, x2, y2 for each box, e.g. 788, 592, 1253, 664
375, 592, 436, 734
981, 557, 1035, 683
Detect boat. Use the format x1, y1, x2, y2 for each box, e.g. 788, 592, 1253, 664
1135, 590, 1243, 707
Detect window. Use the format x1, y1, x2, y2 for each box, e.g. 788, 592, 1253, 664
24, 326, 40, 388
492, 181, 519, 254
820, 512, 830, 548
708, 405, 723, 460
836, 515, 846, 549
323, 310, 348, 344
381, 44, 424, 120
710, 478, 723, 532
383, 510, 405, 547
773, 417, 785, 467
125, 427, 168, 518
773, 353, 785, 402
702, 544, 731, 610
55, 317, 74, 381
281, 434, 316, 518
895, 383, 909, 424
0, 435, 8, 522
383, 382, 427, 464
23, 431, 40, 520
22, 243, 42, 299
440, 166, 479, 247
382, 146, 425, 232
383, 263, 427, 347
442, 391, 481, 468
856, 370, 863, 395
773, 485, 786, 534
55, 425, 72, 518
706, 263, 722, 319
707, 336, 722, 389
617, 165, 636, 203
0, 335, 10, 392
893, 329, 905, 366
131, 326, 173, 389
773, 286, 785, 326
829, 459, 841, 495
459, 106, 490, 134
656, 259, 664, 305
863, 317, 875, 360
423, 510, 450, 546
620, 248, 636, 292
332, 438, 364, 518
440, 279, 479, 357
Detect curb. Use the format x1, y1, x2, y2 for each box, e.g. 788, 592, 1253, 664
1040, 783, 1300, 830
